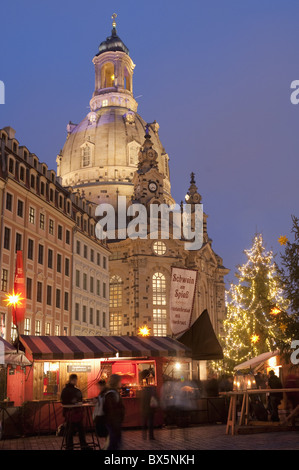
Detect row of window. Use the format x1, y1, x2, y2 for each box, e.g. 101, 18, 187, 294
2, 232, 70, 274
76, 240, 107, 269
109, 272, 168, 336
0, 313, 68, 340
6, 195, 71, 241
7, 162, 70, 212
74, 303, 107, 329
75, 270, 107, 297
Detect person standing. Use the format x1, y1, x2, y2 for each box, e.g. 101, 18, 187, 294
267, 370, 283, 422
103, 374, 125, 450
93, 380, 109, 447
60, 374, 90, 450
140, 385, 158, 440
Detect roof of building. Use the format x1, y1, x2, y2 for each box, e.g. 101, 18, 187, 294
20, 335, 191, 360
97, 26, 129, 56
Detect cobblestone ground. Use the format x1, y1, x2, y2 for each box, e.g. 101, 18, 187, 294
0, 425, 299, 450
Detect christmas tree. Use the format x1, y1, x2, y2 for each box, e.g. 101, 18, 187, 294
222, 233, 288, 372
278, 216, 299, 343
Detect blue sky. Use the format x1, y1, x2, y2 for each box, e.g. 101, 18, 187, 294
1, 0, 299, 284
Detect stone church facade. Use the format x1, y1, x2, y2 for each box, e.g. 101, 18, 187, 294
57, 16, 229, 338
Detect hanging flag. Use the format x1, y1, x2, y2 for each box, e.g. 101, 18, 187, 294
169, 267, 198, 336
12, 251, 26, 325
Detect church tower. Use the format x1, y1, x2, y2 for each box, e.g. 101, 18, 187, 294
57, 15, 229, 340
57, 14, 173, 209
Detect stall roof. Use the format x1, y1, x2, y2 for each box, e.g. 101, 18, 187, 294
0, 336, 16, 353
234, 351, 279, 371
177, 310, 223, 360
20, 335, 191, 361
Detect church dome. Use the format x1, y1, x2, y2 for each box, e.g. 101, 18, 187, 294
57, 16, 173, 209
97, 28, 129, 56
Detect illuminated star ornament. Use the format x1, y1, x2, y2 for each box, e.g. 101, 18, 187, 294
278, 235, 288, 246
4, 291, 24, 308
270, 306, 281, 316
250, 334, 260, 344
138, 325, 151, 337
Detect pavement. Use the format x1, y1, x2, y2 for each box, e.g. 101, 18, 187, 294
0, 424, 299, 450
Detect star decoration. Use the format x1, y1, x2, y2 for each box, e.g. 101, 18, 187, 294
278, 235, 288, 246
250, 334, 260, 344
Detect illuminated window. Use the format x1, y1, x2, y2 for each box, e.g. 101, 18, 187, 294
24, 318, 31, 335
1, 269, 8, 292
102, 99, 108, 107
29, 207, 35, 224
152, 241, 167, 256
152, 272, 167, 336
109, 312, 122, 335
35, 320, 41, 336
109, 275, 122, 308
11, 324, 17, 342
101, 62, 114, 88
45, 322, 51, 336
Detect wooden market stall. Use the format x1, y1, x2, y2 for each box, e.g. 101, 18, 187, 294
12, 334, 192, 434
223, 350, 299, 435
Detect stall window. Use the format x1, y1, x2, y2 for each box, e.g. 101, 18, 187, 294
138, 362, 156, 387
43, 362, 59, 398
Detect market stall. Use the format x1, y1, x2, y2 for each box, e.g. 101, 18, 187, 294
13, 334, 192, 433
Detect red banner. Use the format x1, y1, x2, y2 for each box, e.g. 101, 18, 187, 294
13, 251, 26, 325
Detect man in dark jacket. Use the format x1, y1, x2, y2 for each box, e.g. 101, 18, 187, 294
267, 370, 283, 422
60, 374, 89, 450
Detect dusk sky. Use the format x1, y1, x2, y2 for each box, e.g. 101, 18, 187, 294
1, 0, 298, 285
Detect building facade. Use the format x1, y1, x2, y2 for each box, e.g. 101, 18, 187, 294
0, 126, 109, 341
57, 18, 229, 338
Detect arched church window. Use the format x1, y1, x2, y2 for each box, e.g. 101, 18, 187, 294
101, 62, 115, 88
152, 272, 167, 336
82, 145, 91, 167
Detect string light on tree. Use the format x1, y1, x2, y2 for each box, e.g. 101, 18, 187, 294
219, 233, 289, 372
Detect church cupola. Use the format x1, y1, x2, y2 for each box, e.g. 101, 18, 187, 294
90, 13, 137, 112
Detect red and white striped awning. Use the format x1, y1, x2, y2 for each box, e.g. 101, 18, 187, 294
20, 335, 191, 361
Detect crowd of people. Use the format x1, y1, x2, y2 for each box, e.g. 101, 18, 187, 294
60, 374, 200, 450
60, 369, 299, 450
